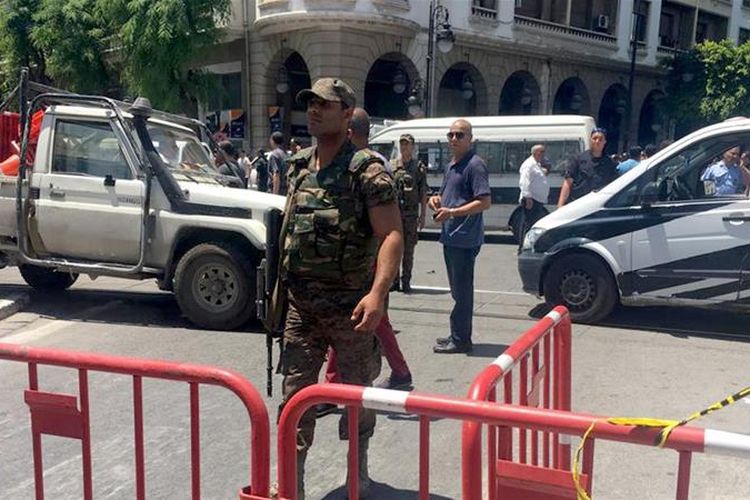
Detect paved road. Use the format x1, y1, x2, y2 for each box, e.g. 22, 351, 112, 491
0, 241, 748, 499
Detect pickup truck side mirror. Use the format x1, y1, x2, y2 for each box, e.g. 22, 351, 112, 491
104, 174, 116, 187
640, 181, 659, 206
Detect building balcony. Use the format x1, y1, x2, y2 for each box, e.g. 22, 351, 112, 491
471, 5, 498, 21
514, 15, 617, 46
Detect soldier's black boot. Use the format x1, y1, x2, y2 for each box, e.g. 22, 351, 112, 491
401, 278, 411, 293
346, 438, 371, 499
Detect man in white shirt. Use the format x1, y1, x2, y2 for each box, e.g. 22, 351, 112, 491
516, 144, 550, 250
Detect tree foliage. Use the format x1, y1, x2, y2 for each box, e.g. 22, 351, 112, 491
666, 40, 750, 136
31, 0, 113, 93
103, 0, 231, 111
0, 0, 231, 110
0, 0, 47, 91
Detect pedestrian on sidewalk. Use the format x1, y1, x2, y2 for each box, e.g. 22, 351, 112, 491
429, 119, 491, 354
514, 144, 549, 251
276, 79, 403, 499
392, 133, 428, 293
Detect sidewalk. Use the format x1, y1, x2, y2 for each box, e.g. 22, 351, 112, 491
0, 268, 30, 322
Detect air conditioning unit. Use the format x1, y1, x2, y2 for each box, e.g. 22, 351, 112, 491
597, 14, 610, 30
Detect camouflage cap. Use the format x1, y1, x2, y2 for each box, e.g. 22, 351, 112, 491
296, 78, 356, 108
399, 133, 415, 144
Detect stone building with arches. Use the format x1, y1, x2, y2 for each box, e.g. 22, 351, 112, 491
201, 0, 750, 154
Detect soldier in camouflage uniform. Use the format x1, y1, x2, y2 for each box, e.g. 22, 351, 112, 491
392, 133, 428, 293
278, 78, 403, 499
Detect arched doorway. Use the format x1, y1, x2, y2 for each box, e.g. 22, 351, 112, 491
499, 71, 541, 115
364, 53, 418, 121
274, 52, 311, 144
597, 84, 628, 154
436, 63, 484, 117
552, 77, 591, 115
638, 90, 667, 147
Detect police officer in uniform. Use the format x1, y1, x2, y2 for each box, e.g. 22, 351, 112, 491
278, 78, 403, 499
392, 134, 428, 293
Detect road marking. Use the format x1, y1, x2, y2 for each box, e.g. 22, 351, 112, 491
1, 300, 123, 344
411, 285, 528, 296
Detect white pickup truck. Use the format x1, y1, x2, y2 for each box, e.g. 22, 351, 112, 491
0, 76, 284, 330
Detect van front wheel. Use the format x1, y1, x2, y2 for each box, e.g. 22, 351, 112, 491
543, 254, 617, 324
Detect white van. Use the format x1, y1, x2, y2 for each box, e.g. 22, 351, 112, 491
519, 117, 750, 323
369, 115, 595, 228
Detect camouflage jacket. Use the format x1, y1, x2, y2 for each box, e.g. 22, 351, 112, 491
392, 157, 428, 217
280, 141, 396, 290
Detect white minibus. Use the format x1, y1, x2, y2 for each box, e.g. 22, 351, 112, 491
369, 115, 595, 228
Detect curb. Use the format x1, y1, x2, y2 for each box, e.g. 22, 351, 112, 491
0, 292, 30, 322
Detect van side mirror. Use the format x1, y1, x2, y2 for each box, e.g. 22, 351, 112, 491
640, 182, 659, 206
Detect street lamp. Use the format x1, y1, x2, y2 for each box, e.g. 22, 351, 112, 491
520, 87, 532, 106
392, 69, 407, 94
624, 0, 643, 150
407, 79, 425, 117
276, 66, 290, 94
425, 1, 454, 117
461, 74, 474, 100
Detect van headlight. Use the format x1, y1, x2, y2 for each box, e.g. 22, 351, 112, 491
522, 227, 545, 252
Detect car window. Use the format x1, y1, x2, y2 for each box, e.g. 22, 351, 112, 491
609, 131, 750, 207
52, 120, 133, 179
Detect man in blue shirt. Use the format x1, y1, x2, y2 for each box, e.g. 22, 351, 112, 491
428, 119, 491, 354
700, 146, 748, 196
616, 145, 642, 175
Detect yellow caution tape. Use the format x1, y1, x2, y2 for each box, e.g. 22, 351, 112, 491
572, 384, 750, 500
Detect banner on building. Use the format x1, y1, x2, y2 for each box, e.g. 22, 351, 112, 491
268, 106, 283, 133
206, 109, 246, 139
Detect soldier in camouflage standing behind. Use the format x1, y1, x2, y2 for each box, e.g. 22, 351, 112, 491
277, 78, 403, 499
392, 133, 428, 293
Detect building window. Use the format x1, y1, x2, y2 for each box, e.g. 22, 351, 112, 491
740, 28, 750, 44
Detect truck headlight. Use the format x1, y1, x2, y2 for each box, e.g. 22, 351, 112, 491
522, 227, 545, 252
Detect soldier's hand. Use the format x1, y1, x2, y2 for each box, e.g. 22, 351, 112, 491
351, 292, 385, 332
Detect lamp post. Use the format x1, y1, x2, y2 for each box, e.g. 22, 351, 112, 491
425, 0, 454, 117
624, 0, 643, 150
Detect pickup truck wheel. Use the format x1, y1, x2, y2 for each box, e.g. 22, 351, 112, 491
543, 254, 617, 324
174, 243, 255, 330
19, 265, 78, 291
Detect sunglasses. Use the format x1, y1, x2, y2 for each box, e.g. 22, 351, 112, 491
446, 131, 466, 140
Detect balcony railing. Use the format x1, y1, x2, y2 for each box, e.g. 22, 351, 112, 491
657, 45, 687, 56
471, 5, 498, 20
515, 15, 616, 45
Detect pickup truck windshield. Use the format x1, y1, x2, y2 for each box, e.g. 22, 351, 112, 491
145, 122, 225, 185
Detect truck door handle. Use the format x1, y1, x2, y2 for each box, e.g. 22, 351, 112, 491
49, 188, 66, 199
723, 214, 750, 222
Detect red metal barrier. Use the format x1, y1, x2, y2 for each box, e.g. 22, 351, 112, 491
462, 306, 572, 499
278, 383, 750, 500
0, 342, 270, 500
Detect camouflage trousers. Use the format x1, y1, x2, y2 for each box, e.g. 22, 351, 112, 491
279, 285, 382, 452
397, 215, 419, 284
